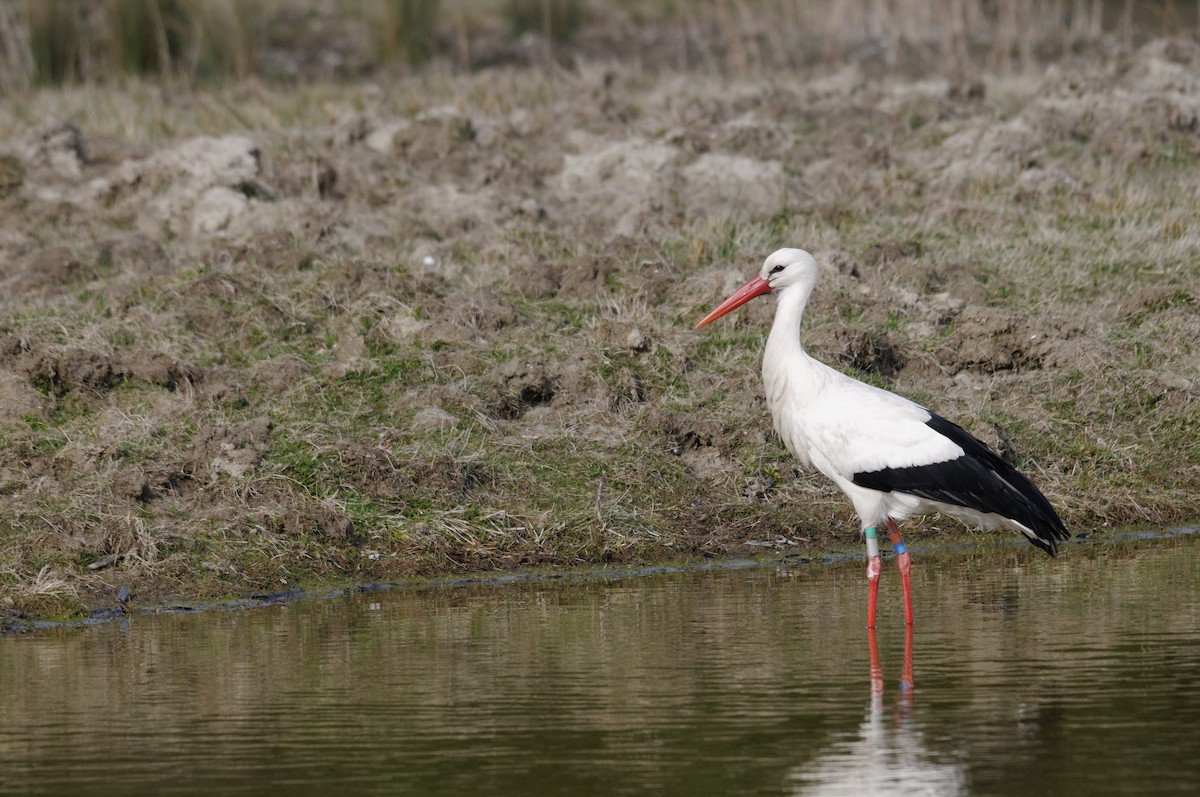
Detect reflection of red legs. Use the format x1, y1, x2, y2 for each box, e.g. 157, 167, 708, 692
866, 526, 881, 629
899, 624, 915, 717
868, 627, 884, 703
885, 517, 914, 626
868, 626, 916, 719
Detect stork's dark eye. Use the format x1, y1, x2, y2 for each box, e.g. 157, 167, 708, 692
769, 264, 785, 275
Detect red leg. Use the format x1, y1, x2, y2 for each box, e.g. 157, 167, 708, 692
868, 626, 884, 703
886, 518, 914, 627
866, 526, 881, 629
867, 555, 881, 629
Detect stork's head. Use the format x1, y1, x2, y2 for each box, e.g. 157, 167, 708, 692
695, 248, 820, 328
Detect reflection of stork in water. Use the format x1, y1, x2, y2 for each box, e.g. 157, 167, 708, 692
696, 249, 1068, 629
789, 629, 966, 796
869, 627, 914, 718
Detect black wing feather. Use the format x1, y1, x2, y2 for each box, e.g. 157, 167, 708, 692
852, 414, 1069, 556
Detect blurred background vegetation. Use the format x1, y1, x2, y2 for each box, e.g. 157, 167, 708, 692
0, 0, 1196, 91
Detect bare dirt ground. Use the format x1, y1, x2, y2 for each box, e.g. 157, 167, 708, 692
1, 38, 1198, 621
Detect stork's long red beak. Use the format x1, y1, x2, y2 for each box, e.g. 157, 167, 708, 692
695, 275, 772, 328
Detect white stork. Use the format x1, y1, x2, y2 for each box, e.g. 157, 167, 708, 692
696, 248, 1068, 628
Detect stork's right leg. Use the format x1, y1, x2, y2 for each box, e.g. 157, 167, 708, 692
885, 517, 914, 627
866, 526, 881, 629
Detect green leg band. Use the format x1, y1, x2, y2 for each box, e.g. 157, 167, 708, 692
865, 526, 880, 558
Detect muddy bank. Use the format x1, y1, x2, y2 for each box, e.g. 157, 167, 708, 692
1, 39, 1198, 620
6, 526, 1192, 634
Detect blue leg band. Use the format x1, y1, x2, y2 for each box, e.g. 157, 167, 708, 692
894, 541, 907, 555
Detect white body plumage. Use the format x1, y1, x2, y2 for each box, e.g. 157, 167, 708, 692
699, 248, 1068, 556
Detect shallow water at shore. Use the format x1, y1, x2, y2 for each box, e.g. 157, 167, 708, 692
3, 533, 1198, 796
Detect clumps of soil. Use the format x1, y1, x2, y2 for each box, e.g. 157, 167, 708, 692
836, 329, 906, 377
491, 358, 558, 418
120, 350, 196, 390
933, 311, 1080, 374
17, 122, 86, 179
186, 417, 273, 481
451, 292, 520, 333
666, 419, 721, 457
19, 348, 195, 397
938, 312, 1044, 373
108, 466, 158, 503
590, 317, 654, 354
23, 349, 120, 396
88, 135, 275, 238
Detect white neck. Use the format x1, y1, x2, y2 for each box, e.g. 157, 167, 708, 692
761, 280, 825, 466
763, 278, 830, 422
763, 281, 817, 375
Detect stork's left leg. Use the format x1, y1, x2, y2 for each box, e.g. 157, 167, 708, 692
885, 517, 914, 626
865, 527, 882, 629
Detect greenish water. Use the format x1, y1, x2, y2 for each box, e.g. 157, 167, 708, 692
2, 534, 1198, 796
